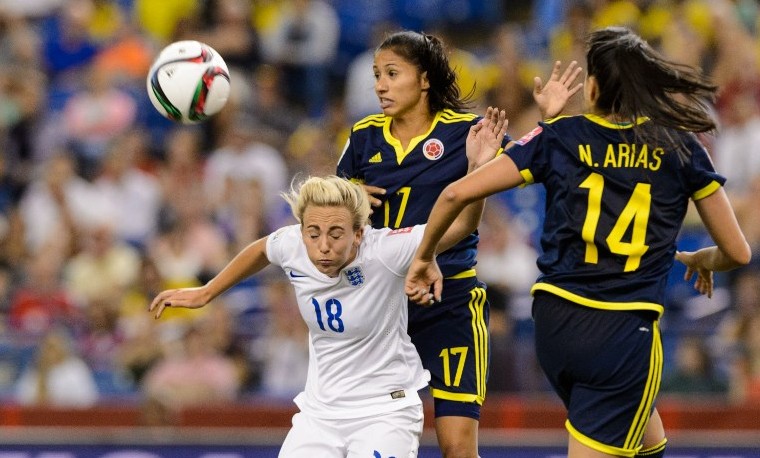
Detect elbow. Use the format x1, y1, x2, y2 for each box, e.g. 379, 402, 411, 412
441, 183, 470, 207
733, 243, 753, 267
724, 241, 753, 269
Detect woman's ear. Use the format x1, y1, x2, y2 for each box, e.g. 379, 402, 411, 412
354, 226, 364, 247
586, 75, 599, 105
420, 71, 430, 91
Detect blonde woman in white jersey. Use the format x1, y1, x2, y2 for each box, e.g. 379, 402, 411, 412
148, 107, 508, 458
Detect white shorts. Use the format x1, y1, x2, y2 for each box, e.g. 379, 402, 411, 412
278, 404, 424, 458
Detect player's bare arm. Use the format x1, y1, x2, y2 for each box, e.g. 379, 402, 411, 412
150, 236, 271, 318
676, 188, 752, 297
406, 107, 510, 306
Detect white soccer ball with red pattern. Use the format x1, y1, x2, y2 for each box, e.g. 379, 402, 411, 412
146, 40, 231, 124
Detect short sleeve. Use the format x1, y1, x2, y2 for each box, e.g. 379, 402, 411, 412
505, 124, 548, 185
683, 136, 726, 200
336, 136, 360, 180
266, 225, 299, 267
377, 225, 425, 276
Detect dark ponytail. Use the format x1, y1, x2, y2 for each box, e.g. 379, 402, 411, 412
586, 27, 718, 156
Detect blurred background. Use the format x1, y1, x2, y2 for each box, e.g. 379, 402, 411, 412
0, 0, 759, 455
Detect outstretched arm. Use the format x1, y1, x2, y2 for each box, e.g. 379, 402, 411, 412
405, 107, 508, 306
149, 237, 271, 318
405, 149, 525, 304
438, 107, 508, 253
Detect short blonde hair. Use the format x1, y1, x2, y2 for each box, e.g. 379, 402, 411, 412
282, 176, 371, 230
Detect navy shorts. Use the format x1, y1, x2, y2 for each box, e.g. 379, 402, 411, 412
408, 277, 489, 420
532, 291, 662, 456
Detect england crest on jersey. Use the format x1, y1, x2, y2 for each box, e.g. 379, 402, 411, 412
344, 267, 365, 287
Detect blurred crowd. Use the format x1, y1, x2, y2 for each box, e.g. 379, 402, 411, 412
0, 0, 759, 424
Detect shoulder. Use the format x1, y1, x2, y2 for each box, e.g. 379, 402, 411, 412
539, 114, 590, 130
266, 224, 301, 263
515, 115, 585, 141
361, 225, 420, 248
367, 225, 423, 255
438, 109, 479, 125
352, 114, 388, 133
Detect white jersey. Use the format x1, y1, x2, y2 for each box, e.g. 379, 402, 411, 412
266, 224, 430, 419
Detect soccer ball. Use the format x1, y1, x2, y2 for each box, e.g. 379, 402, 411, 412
146, 40, 231, 124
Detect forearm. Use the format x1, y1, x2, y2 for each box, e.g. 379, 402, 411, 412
204, 237, 270, 300
420, 156, 524, 260
416, 185, 471, 261
438, 198, 485, 254
690, 245, 750, 272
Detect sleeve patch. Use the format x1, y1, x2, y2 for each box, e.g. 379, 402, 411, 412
515, 126, 543, 146
388, 227, 414, 235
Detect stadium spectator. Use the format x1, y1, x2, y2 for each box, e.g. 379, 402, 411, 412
240, 63, 303, 152
13, 326, 99, 407
8, 249, 81, 339
343, 22, 395, 123
17, 150, 110, 256
62, 63, 139, 180
147, 197, 229, 288
92, 131, 163, 249
184, 0, 261, 74
155, 126, 207, 214
203, 113, 288, 234
256, 278, 308, 398
661, 334, 728, 395
63, 222, 142, 308
141, 322, 241, 422
40, 0, 100, 81
0, 154, 25, 265
481, 23, 545, 137
728, 313, 760, 403
475, 200, 542, 393
261, 0, 340, 119
133, 0, 199, 44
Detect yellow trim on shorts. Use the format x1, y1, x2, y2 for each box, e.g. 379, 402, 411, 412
429, 388, 483, 405
625, 320, 663, 450
638, 438, 667, 456
566, 420, 640, 457
445, 268, 476, 280
531, 283, 665, 317
429, 284, 488, 406
469, 286, 488, 403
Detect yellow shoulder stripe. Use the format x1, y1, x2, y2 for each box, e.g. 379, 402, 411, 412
353, 114, 387, 132
439, 109, 477, 122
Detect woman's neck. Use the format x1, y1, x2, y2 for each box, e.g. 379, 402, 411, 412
391, 109, 435, 148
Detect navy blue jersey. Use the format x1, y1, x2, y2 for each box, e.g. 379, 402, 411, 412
337, 109, 481, 278
506, 114, 725, 315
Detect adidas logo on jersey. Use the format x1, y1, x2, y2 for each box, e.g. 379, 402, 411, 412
369, 152, 382, 163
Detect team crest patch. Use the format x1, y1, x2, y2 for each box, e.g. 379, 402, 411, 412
515, 126, 543, 145
422, 138, 444, 160
344, 267, 365, 287
388, 227, 413, 235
